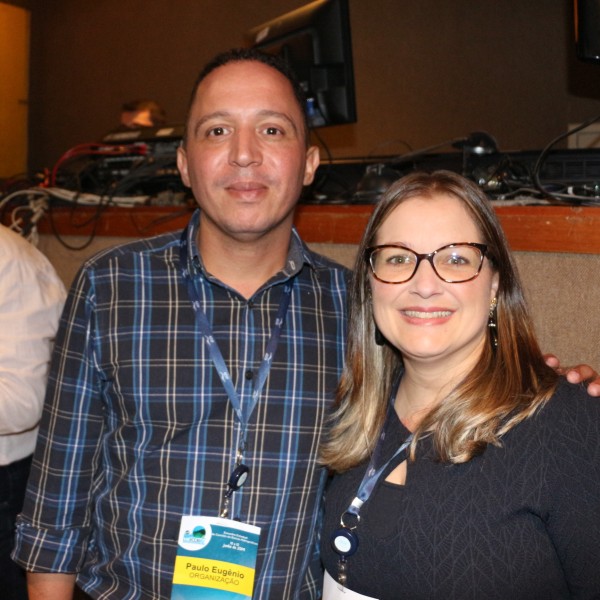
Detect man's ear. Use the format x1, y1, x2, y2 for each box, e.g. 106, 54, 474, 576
303, 145, 320, 187
177, 145, 190, 187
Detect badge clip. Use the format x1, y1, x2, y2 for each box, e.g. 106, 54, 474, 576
219, 464, 249, 518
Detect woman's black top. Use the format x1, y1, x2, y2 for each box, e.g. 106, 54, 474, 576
321, 379, 600, 599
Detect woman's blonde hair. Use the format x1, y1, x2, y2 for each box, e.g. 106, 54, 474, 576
321, 170, 558, 471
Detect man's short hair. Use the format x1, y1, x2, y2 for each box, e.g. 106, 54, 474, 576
183, 48, 309, 145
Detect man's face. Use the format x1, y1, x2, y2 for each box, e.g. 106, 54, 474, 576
177, 61, 319, 243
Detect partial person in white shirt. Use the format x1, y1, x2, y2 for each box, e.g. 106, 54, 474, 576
0, 224, 66, 600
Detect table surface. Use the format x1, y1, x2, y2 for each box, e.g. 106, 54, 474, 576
37, 203, 600, 254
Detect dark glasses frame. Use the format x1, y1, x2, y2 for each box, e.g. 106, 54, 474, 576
366, 242, 488, 284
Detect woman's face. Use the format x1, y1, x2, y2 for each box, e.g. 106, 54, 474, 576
370, 193, 499, 372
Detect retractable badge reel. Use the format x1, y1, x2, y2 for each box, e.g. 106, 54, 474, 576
330, 511, 360, 586
219, 463, 249, 519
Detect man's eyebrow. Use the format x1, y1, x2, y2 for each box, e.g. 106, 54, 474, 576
256, 110, 299, 134
191, 109, 299, 138
192, 111, 230, 139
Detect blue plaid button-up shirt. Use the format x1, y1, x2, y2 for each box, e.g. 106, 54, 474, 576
14, 210, 349, 599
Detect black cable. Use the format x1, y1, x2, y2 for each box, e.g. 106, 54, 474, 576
532, 115, 600, 203
46, 193, 110, 251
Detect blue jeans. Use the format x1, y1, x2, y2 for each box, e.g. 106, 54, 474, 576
0, 455, 32, 600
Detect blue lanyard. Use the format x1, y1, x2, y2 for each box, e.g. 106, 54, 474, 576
331, 384, 412, 586
345, 426, 413, 518
179, 227, 293, 460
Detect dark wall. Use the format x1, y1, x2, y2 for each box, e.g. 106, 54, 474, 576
3, 0, 31, 8
27, 0, 600, 172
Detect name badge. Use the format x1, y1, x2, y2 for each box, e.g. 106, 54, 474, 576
171, 515, 261, 599
323, 570, 379, 600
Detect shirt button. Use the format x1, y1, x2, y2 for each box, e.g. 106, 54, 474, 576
245, 370, 254, 380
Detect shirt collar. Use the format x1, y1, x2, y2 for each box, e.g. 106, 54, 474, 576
183, 209, 316, 283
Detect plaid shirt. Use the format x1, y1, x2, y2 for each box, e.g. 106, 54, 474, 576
13, 210, 349, 599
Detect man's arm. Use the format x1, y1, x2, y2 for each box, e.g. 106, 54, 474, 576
27, 572, 76, 600
12, 268, 104, 578
544, 354, 600, 396
0, 235, 66, 435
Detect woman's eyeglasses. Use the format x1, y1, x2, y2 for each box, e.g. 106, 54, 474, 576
366, 242, 488, 284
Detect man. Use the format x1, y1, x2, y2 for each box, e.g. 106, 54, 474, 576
13, 49, 347, 599
0, 224, 66, 600
12, 48, 600, 600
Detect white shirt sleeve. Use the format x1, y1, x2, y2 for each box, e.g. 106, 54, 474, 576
0, 225, 67, 463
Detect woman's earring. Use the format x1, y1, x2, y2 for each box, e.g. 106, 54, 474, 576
488, 297, 498, 349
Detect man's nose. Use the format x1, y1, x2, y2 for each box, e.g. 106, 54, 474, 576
229, 129, 262, 167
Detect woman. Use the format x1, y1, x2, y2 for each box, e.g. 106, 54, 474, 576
320, 171, 600, 599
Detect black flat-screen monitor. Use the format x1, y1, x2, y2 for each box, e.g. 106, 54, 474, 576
245, 0, 356, 128
575, 0, 600, 62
